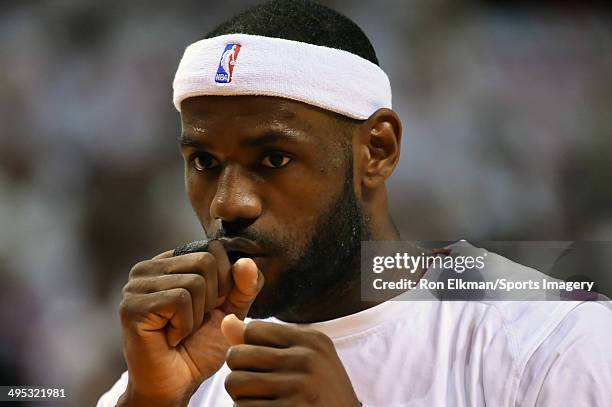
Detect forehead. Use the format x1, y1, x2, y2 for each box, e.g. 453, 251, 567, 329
180, 95, 335, 135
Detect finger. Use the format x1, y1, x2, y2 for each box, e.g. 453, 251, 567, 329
207, 240, 232, 300
225, 371, 297, 400
172, 251, 219, 315
225, 344, 299, 373
242, 321, 294, 348
120, 288, 194, 347
123, 274, 206, 329
129, 252, 213, 279
152, 250, 174, 260
170, 241, 227, 311
164, 252, 219, 314
242, 321, 328, 349
221, 314, 245, 346
221, 258, 264, 320
163, 288, 195, 347
128, 252, 221, 317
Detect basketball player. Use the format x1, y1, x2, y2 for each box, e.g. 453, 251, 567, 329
98, 1, 612, 405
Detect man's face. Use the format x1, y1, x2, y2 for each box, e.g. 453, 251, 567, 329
179, 96, 366, 318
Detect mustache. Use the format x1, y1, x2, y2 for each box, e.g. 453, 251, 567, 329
173, 228, 277, 257
209, 227, 277, 252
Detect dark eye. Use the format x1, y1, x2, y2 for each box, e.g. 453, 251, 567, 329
193, 153, 219, 171
261, 152, 292, 168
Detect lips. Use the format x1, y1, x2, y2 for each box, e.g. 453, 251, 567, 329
218, 237, 265, 264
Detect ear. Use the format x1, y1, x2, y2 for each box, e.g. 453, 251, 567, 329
357, 108, 402, 190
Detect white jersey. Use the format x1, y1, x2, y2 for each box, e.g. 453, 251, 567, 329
98, 245, 612, 406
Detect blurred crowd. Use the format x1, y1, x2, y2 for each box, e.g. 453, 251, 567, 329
1, 1, 611, 405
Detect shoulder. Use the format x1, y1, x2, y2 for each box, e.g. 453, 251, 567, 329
492, 300, 612, 363
515, 301, 612, 406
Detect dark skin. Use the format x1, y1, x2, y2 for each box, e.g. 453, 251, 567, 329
117, 95, 418, 406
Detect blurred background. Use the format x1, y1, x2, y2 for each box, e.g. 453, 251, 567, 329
1, 0, 611, 405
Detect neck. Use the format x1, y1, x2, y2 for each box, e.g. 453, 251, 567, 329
275, 213, 425, 324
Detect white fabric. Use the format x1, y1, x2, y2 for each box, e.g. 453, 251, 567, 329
172, 33, 392, 120
98, 244, 612, 406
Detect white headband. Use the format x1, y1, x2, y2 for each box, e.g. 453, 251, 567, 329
172, 33, 392, 120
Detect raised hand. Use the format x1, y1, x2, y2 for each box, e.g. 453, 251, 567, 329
221, 316, 361, 407
117, 240, 264, 407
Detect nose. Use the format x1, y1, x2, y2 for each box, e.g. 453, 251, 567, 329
209, 164, 262, 225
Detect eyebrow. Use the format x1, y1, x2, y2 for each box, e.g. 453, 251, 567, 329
179, 128, 305, 149
179, 133, 210, 149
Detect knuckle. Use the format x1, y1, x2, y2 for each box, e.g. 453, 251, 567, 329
128, 260, 149, 278
176, 273, 205, 293
225, 345, 242, 370
285, 374, 302, 391
188, 273, 206, 291
118, 300, 129, 319
118, 296, 138, 323
120, 282, 131, 297
161, 287, 191, 310
224, 372, 240, 399
122, 278, 145, 295
289, 346, 313, 370
307, 329, 333, 350
243, 320, 263, 342
193, 252, 216, 273
174, 287, 190, 303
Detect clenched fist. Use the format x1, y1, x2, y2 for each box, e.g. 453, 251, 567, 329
220, 316, 361, 406
116, 240, 264, 407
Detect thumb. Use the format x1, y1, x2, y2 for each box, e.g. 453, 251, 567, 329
220, 258, 264, 320
221, 314, 245, 345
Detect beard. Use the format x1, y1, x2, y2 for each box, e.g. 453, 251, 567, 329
246, 154, 367, 319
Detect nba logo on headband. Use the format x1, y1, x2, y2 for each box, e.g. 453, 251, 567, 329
174, 34, 392, 118
215, 43, 241, 84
